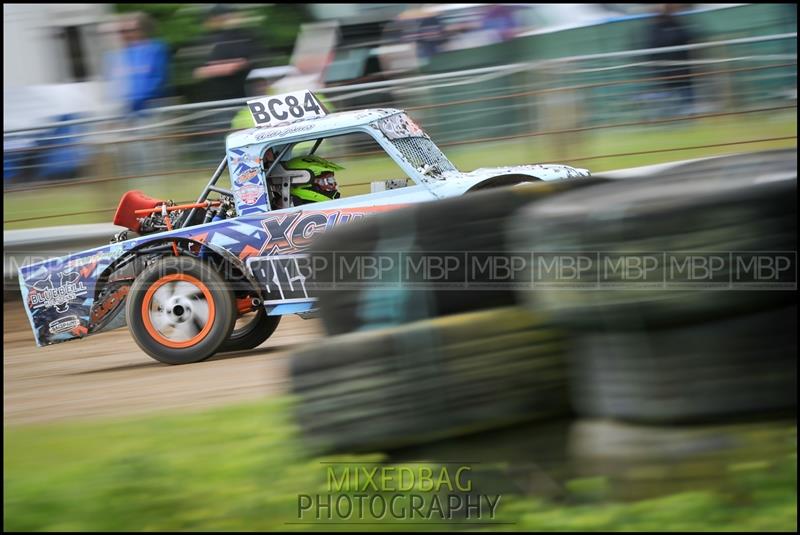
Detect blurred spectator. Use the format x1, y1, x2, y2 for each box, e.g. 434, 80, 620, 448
394, 8, 446, 64
106, 12, 170, 114
391, 4, 521, 64
645, 4, 696, 116
101, 12, 172, 175
480, 4, 519, 43
193, 4, 264, 101
36, 114, 93, 181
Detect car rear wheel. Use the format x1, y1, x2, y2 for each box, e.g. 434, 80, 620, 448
219, 306, 281, 352
126, 256, 236, 364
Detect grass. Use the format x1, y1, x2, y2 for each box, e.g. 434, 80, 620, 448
3, 110, 796, 230
4, 397, 797, 531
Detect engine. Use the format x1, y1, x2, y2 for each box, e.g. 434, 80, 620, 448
112, 190, 163, 233
112, 190, 235, 237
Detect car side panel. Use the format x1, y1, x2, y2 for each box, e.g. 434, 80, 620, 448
18, 199, 417, 347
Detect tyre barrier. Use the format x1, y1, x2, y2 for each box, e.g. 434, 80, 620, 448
566, 306, 797, 423
509, 170, 797, 330
289, 307, 569, 453
291, 151, 797, 455
309, 178, 607, 335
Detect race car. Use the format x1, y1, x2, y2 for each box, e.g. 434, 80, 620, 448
18, 90, 590, 364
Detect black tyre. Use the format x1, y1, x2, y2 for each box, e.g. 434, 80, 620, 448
510, 167, 797, 330
289, 307, 570, 453
219, 307, 281, 352
310, 178, 605, 335
126, 255, 237, 364
566, 306, 797, 423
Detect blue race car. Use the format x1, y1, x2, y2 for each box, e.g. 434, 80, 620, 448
18, 90, 590, 364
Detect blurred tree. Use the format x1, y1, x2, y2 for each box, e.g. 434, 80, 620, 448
113, 3, 310, 101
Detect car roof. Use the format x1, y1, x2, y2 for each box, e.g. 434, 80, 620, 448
226, 107, 404, 149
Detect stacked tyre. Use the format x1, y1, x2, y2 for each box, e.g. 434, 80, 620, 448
308, 178, 605, 335
509, 169, 797, 423
293, 179, 610, 452
290, 153, 797, 457
290, 307, 570, 453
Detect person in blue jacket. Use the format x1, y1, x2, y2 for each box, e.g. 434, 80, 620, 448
106, 12, 171, 173
108, 12, 170, 114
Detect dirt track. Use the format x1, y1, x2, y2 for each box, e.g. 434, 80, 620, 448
3, 301, 322, 425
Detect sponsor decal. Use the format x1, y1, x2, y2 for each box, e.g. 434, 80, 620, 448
28, 270, 88, 313
247, 255, 311, 304
66, 245, 125, 270
258, 206, 404, 255
374, 113, 428, 140
254, 123, 315, 141
229, 149, 261, 170
67, 256, 97, 269
49, 315, 81, 334
237, 183, 265, 205
235, 166, 260, 185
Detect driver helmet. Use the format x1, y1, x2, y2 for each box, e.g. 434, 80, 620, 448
284, 155, 344, 204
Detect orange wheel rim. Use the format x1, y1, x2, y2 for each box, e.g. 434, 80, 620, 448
141, 273, 216, 349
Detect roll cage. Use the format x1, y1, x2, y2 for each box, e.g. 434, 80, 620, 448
181, 110, 456, 227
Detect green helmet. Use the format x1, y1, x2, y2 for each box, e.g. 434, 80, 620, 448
284, 155, 344, 203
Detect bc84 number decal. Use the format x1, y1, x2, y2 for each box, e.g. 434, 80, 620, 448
246, 90, 327, 127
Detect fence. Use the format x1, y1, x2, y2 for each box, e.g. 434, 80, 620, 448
3, 32, 796, 228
